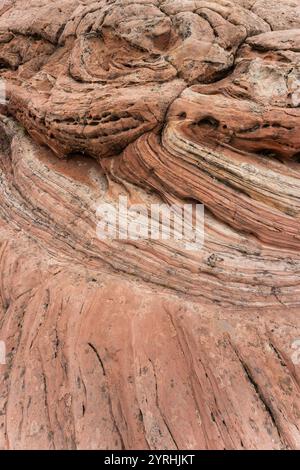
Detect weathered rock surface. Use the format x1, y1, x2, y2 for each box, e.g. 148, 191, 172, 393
0, 0, 300, 450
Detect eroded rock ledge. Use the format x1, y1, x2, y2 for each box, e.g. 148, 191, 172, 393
0, 0, 300, 450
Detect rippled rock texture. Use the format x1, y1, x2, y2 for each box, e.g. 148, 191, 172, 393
0, 0, 300, 450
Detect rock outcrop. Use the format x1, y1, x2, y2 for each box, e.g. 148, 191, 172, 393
0, 0, 300, 449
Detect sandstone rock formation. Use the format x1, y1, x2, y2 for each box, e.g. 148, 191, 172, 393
0, 0, 300, 450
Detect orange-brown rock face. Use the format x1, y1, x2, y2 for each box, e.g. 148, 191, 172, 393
0, 0, 300, 450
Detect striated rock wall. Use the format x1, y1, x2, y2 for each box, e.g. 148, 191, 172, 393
0, 0, 300, 449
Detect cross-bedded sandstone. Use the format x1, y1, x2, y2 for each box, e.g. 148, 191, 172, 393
0, 0, 300, 450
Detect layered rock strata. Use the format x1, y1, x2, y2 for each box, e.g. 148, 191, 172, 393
0, 0, 300, 449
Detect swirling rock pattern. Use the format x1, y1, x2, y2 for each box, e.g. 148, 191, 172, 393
0, 0, 300, 450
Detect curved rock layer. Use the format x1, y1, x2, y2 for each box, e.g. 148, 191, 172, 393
0, 0, 300, 450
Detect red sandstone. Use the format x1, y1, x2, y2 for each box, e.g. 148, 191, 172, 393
0, 0, 300, 450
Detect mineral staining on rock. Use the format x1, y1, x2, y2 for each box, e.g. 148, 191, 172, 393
0, 0, 300, 450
